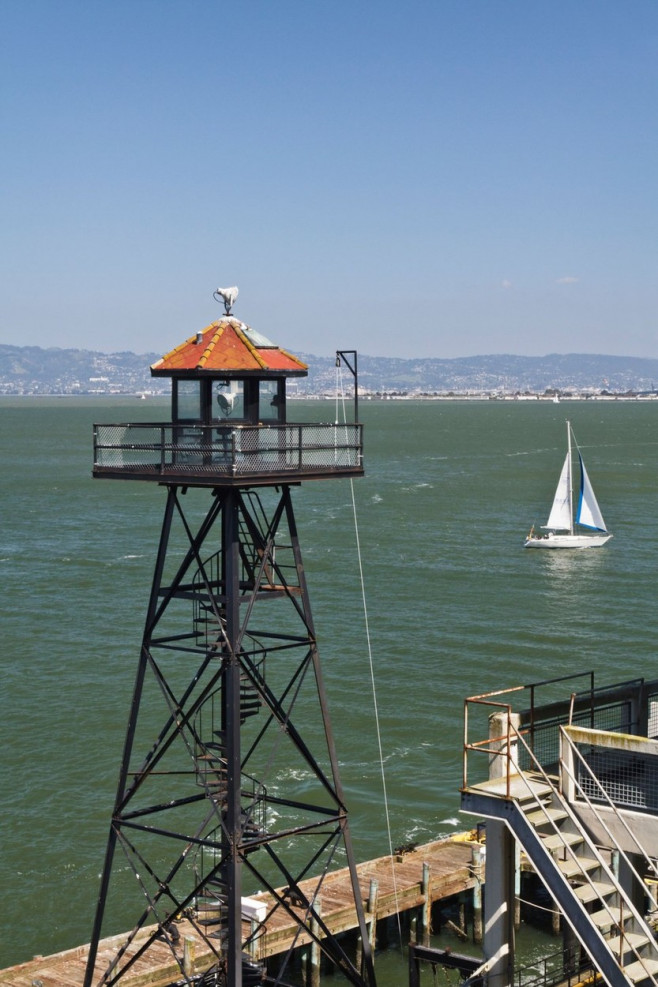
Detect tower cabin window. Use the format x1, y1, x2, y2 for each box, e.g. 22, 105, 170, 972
259, 380, 284, 422
173, 378, 284, 427
212, 380, 245, 421
175, 380, 202, 421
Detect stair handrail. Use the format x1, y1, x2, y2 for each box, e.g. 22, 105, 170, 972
501, 718, 658, 982
463, 697, 519, 797
559, 724, 658, 911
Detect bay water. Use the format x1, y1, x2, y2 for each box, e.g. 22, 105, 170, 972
1, 396, 656, 977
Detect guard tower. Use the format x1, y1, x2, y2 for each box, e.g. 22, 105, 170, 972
86, 289, 374, 987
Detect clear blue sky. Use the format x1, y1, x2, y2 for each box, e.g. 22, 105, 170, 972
2, 1, 657, 359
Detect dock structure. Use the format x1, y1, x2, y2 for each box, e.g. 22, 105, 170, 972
0, 836, 479, 987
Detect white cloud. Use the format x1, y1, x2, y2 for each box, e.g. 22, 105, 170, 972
501, 279, 512, 289
556, 276, 579, 284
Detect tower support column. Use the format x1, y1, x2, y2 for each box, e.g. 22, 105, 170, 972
223, 487, 243, 986
483, 820, 516, 987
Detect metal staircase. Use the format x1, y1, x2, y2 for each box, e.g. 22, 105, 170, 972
514, 771, 656, 985
462, 702, 658, 987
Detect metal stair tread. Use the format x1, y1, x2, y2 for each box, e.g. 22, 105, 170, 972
607, 931, 651, 954
516, 782, 554, 802
466, 773, 553, 801
524, 806, 569, 826
590, 905, 632, 929
622, 956, 658, 983
542, 831, 583, 851
557, 856, 600, 879
574, 881, 616, 904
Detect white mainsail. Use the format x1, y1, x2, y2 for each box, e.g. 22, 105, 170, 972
575, 454, 607, 531
544, 452, 572, 531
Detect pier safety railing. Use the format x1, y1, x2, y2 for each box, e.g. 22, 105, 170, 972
93, 421, 364, 483
462, 672, 650, 790
513, 944, 596, 987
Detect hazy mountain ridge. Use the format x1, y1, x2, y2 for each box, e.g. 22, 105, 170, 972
1, 344, 657, 395
297, 351, 658, 394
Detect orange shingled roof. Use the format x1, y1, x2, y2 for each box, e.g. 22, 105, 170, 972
151, 319, 308, 376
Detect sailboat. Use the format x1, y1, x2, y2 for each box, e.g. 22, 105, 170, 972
524, 421, 613, 549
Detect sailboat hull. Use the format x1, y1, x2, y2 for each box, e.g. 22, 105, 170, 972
524, 532, 613, 550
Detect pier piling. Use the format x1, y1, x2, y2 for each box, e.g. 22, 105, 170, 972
421, 863, 431, 945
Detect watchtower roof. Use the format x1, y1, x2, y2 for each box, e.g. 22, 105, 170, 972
151, 318, 308, 377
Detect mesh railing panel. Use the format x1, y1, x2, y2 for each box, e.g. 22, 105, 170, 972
577, 744, 658, 813
520, 701, 633, 772
93, 423, 363, 475
648, 690, 658, 739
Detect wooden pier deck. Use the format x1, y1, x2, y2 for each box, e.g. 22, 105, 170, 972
0, 835, 479, 987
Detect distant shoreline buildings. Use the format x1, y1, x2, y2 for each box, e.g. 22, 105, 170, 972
0, 343, 656, 399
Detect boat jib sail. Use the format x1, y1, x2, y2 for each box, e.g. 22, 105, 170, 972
576, 453, 608, 531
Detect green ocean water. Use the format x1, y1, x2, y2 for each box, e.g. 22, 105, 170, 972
1, 396, 657, 978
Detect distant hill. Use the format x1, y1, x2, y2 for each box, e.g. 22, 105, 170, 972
0, 344, 657, 396
299, 352, 658, 395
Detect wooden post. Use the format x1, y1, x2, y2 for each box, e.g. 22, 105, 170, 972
183, 937, 196, 978
472, 844, 484, 944
368, 878, 378, 953
551, 904, 561, 936
309, 897, 322, 987
562, 921, 579, 976
357, 878, 378, 972
421, 863, 431, 945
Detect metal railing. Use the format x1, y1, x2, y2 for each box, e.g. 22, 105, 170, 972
463, 685, 526, 797
93, 421, 364, 479
462, 674, 648, 786
514, 945, 595, 987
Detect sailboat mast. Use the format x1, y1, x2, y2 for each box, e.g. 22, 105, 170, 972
566, 420, 574, 535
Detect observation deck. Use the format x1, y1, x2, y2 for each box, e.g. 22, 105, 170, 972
92, 292, 363, 487
93, 419, 364, 486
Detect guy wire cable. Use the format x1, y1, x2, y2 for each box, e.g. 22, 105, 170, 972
335, 361, 404, 948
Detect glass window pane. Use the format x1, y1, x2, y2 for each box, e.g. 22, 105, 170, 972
212, 379, 244, 420
259, 380, 282, 421
176, 380, 201, 420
